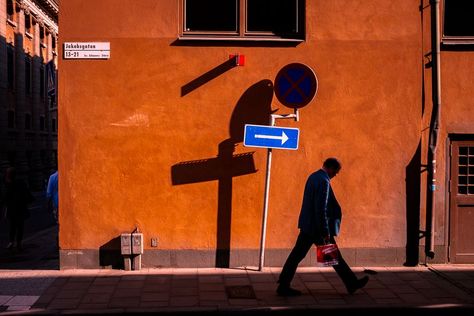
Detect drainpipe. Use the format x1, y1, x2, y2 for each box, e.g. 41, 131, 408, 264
426, 0, 441, 259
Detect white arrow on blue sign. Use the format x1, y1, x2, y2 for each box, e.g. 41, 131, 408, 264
243, 124, 299, 150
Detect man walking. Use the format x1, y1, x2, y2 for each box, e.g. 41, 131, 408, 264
277, 158, 369, 296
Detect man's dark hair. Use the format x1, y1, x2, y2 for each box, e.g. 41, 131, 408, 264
323, 158, 341, 170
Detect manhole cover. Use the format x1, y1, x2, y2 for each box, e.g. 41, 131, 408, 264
225, 285, 256, 299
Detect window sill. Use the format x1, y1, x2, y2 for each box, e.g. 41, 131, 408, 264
25, 32, 33, 39
7, 19, 17, 27
442, 36, 474, 45
178, 35, 304, 43
441, 37, 474, 50
40, 42, 47, 48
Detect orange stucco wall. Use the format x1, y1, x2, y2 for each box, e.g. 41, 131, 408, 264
59, 0, 429, 263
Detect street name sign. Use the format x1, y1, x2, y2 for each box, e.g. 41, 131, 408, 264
244, 124, 299, 150
64, 42, 110, 59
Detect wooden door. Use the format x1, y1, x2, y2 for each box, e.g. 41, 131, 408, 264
450, 140, 474, 263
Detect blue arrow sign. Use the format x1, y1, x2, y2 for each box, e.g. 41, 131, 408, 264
244, 124, 299, 150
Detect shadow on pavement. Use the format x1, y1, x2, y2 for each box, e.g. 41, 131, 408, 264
0, 267, 471, 314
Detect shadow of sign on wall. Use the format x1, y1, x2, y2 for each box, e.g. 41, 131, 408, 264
172, 80, 275, 268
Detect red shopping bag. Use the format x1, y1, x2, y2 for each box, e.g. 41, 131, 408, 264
316, 243, 339, 266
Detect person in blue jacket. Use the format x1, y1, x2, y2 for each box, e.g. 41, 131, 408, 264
46, 170, 58, 223
277, 158, 369, 296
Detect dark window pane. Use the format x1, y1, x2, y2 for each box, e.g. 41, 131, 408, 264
40, 116, 45, 131
185, 0, 238, 32
460, 146, 468, 155
459, 175, 468, 185
444, 0, 474, 37
40, 66, 45, 97
7, 111, 15, 128
247, 0, 298, 33
7, 46, 14, 89
469, 186, 474, 195
469, 176, 474, 185
25, 113, 31, 130
459, 185, 468, 194
40, 26, 45, 44
470, 157, 474, 165
460, 166, 467, 175
469, 166, 474, 175
469, 147, 474, 155
25, 14, 31, 33
460, 156, 468, 165
7, 0, 14, 20
7, 152, 16, 165
25, 57, 31, 94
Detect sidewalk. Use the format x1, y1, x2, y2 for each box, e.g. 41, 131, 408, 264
0, 264, 473, 315
0, 226, 58, 270
0, 191, 56, 249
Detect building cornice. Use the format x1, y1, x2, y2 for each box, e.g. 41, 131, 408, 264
23, 0, 58, 34
38, 0, 59, 15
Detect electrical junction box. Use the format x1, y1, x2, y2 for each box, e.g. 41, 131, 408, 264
120, 233, 131, 255
132, 233, 143, 254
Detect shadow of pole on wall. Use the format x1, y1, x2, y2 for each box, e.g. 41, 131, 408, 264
405, 141, 422, 266
172, 80, 275, 268
181, 59, 237, 97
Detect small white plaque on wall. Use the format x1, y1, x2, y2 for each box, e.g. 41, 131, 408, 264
63, 42, 110, 59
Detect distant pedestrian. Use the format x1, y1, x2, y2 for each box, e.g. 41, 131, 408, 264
46, 170, 58, 223
277, 158, 369, 296
2, 168, 34, 250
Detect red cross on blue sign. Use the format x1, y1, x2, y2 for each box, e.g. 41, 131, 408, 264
274, 63, 318, 109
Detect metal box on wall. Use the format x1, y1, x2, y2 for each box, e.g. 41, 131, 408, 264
120, 233, 131, 255
132, 233, 143, 255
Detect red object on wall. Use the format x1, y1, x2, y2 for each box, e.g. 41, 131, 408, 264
229, 54, 245, 66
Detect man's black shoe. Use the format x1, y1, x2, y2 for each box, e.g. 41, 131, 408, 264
276, 285, 302, 297
347, 276, 369, 294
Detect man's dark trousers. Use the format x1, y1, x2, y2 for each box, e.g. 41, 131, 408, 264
278, 231, 357, 288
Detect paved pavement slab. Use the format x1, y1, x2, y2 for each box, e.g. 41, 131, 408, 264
0, 265, 472, 315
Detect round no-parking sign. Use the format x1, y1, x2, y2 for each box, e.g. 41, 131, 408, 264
274, 63, 318, 109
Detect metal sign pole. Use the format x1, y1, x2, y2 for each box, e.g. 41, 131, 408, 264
256, 63, 316, 272
258, 114, 276, 271
258, 112, 299, 271
258, 146, 273, 271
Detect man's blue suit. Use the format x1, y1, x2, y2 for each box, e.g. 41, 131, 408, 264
298, 169, 342, 241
